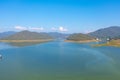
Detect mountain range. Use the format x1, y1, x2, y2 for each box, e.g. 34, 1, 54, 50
89, 26, 120, 38
0, 31, 16, 39
66, 26, 120, 41
48, 32, 69, 39
0, 26, 120, 41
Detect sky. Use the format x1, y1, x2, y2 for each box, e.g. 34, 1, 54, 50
0, 0, 120, 33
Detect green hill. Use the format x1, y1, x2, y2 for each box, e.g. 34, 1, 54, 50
66, 33, 95, 41
0, 30, 53, 40
89, 26, 120, 39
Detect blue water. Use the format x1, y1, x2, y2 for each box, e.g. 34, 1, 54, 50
0, 41, 120, 80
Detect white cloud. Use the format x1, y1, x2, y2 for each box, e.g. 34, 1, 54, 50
58, 26, 68, 32
15, 26, 68, 32
29, 27, 44, 31
15, 26, 44, 31
51, 26, 68, 32
15, 26, 27, 30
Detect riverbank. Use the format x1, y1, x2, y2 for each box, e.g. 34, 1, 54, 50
94, 39, 120, 47
65, 39, 98, 43
0, 39, 53, 43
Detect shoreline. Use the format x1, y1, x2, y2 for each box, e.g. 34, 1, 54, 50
65, 39, 98, 43
0, 39, 53, 43
94, 39, 120, 47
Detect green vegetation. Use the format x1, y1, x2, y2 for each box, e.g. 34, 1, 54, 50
0, 31, 54, 45
0, 30, 53, 40
113, 35, 120, 40
94, 40, 120, 47
66, 33, 96, 41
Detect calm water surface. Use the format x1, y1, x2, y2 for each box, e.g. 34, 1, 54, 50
0, 41, 120, 80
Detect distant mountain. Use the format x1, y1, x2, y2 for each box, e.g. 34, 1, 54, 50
0, 31, 16, 39
48, 32, 69, 39
67, 33, 95, 41
89, 26, 120, 38
0, 30, 53, 40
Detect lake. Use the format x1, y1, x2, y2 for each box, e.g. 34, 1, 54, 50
0, 41, 120, 80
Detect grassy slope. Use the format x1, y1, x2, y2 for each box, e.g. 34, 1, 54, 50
66, 33, 96, 43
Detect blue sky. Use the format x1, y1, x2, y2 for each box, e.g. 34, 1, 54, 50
0, 0, 120, 33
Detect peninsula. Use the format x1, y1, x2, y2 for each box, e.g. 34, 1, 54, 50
65, 33, 98, 43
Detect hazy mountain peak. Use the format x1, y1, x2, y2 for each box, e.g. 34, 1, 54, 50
89, 26, 120, 38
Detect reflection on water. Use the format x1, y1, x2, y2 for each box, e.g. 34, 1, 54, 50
0, 53, 2, 62
0, 56, 2, 61
0, 43, 16, 50
7, 42, 45, 47
0, 41, 120, 80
